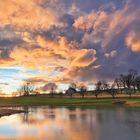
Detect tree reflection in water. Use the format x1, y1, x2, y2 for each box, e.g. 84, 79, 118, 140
0, 107, 139, 140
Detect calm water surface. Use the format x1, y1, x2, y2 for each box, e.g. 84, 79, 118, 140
0, 106, 140, 140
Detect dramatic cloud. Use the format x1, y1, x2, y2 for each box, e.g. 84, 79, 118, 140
0, 0, 140, 93
7, 37, 96, 70
74, 1, 140, 47
0, 0, 59, 30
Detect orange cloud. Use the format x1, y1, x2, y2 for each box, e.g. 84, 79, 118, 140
126, 31, 140, 52
8, 46, 68, 71
33, 36, 97, 70
0, 0, 58, 30
73, 11, 97, 31
70, 49, 96, 67
0, 35, 97, 85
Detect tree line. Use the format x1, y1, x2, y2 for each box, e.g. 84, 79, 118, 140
18, 69, 140, 98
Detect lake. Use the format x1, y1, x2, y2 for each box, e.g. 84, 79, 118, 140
0, 106, 140, 140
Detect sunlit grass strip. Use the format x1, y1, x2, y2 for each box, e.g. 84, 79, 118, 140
0, 96, 140, 107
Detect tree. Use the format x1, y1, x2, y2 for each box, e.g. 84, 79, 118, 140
119, 69, 137, 89
106, 83, 117, 98
124, 88, 134, 98
19, 82, 34, 96
50, 85, 57, 97
66, 83, 77, 98
114, 78, 123, 93
119, 69, 138, 97
79, 84, 87, 98
102, 80, 109, 91
94, 81, 102, 99
135, 76, 140, 90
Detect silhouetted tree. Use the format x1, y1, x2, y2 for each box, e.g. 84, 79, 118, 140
102, 80, 109, 91
106, 83, 117, 98
114, 78, 123, 93
115, 78, 120, 89
94, 81, 102, 99
79, 84, 87, 98
19, 82, 34, 96
119, 69, 138, 97
119, 69, 137, 89
125, 88, 134, 98
50, 85, 57, 97
66, 83, 77, 98
135, 76, 140, 90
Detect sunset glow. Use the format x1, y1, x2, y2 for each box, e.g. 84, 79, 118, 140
0, 0, 140, 95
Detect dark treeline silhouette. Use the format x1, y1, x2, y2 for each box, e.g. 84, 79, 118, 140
18, 69, 140, 98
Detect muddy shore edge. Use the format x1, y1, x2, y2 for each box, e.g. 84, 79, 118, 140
0, 109, 26, 117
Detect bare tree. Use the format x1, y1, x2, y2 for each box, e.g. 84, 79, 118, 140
114, 78, 123, 93
94, 81, 102, 99
135, 76, 140, 91
102, 80, 109, 91
50, 85, 57, 97
119, 69, 138, 97
79, 84, 87, 98
106, 83, 117, 98
115, 78, 120, 89
19, 82, 34, 96
119, 74, 127, 89
119, 69, 137, 89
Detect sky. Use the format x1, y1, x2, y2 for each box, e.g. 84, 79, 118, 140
0, 0, 140, 95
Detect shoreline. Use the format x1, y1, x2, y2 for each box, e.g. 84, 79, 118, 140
0, 96, 140, 117
0, 109, 26, 117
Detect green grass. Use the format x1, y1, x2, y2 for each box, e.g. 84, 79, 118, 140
0, 96, 140, 107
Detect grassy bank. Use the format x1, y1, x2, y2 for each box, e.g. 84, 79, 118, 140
0, 96, 140, 107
